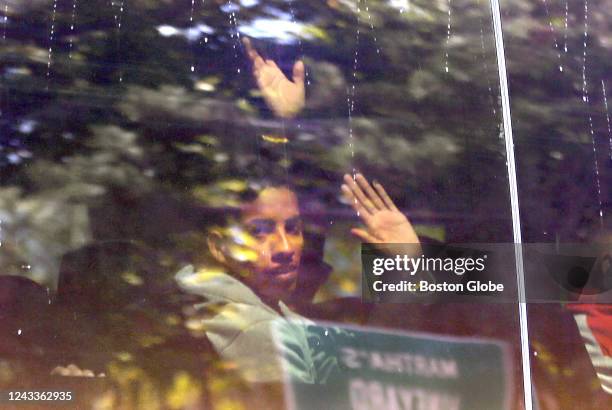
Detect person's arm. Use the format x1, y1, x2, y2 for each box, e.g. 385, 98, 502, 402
243, 37, 305, 119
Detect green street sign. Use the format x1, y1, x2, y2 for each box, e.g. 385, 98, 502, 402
274, 322, 511, 410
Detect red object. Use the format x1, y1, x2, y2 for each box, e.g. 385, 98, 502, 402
567, 304, 612, 357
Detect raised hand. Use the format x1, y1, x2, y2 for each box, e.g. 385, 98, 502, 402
243, 37, 305, 119
341, 174, 420, 245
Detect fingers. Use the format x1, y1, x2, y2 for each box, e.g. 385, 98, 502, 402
342, 174, 376, 215
355, 173, 386, 210
242, 37, 255, 57
343, 173, 401, 215
372, 180, 399, 211
242, 37, 265, 72
341, 183, 373, 218
343, 173, 387, 212
292, 60, 305, 85
265, 59, 280, 70
350, 228, 380, 243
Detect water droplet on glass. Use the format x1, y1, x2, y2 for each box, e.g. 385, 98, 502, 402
46, 0, 59, 83
564, 0, 569, 53
445, 0, 452, 74
2, 4, 8, 42
347, 2, 361, 166
542, 0, 563, 69
601, 80, 612, 159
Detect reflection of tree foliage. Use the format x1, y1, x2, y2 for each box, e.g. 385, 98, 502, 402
1, 1, 512, 255
501, 0, 612, 240
276, 321, 354, 384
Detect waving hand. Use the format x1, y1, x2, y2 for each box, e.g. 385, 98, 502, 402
341, 174, 420, 245
243, 37, 305, 119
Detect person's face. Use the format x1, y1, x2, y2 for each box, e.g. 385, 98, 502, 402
240, 187, 304, 301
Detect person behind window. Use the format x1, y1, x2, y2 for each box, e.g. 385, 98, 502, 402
175, 170, 420, 383
175, 39, 420, 384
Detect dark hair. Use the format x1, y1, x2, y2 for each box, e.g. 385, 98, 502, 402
214, 178, 300, 234
236, 176, 295, 204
